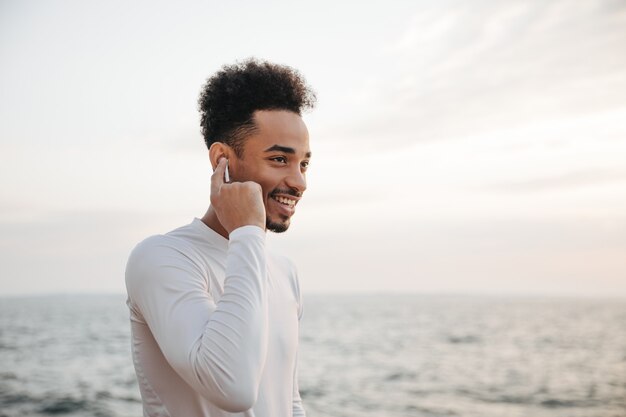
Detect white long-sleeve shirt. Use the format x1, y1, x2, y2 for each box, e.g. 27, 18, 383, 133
125, 218, 305, 417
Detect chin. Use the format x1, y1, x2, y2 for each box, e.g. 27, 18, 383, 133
266, 217, 290, 233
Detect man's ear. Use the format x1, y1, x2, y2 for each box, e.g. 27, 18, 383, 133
208, 142, 233, 170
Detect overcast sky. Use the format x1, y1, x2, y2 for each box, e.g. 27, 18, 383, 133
1, 0, 625, 296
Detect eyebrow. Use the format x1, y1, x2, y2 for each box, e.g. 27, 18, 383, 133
264, 144, 312, 158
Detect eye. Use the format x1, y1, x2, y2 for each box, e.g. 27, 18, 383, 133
270, 156, 287, 164
301, 160, 310, 170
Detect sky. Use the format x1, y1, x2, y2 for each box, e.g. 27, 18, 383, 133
1, 0, 625, 296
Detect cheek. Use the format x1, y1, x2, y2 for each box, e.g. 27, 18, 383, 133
256, 172, 281, 195
235, 162, 280, 197
250, 177, 273, 202
260, 181, 277, 199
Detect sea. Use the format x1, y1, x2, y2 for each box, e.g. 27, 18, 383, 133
0, 294, 624, 417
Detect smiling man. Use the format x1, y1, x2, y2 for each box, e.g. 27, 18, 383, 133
125, 59, 315, 417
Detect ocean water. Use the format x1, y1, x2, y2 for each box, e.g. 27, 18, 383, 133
0, 294, 624, 417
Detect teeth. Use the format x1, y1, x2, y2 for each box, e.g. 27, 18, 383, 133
273, 196, 296, 206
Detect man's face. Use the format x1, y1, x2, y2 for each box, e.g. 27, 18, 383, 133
230, 110, 311, 233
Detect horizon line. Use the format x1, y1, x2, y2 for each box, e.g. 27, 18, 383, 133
1, 290, 625, 300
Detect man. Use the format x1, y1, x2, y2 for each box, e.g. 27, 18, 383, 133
125, 59, 316, 417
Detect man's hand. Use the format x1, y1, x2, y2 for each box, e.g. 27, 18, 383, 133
210, 158, 266, 234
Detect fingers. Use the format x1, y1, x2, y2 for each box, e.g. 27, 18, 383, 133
211, 157, 227, 195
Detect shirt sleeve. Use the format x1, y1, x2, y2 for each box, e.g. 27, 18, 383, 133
292, 351, 306, 417
125, 226, 268, 413
292, 267, 306, 417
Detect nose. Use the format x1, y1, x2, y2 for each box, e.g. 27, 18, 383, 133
286, 166, 307, 195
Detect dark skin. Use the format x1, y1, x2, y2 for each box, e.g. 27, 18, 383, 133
202, 110, 311, 238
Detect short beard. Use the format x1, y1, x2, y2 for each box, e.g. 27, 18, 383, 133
266, 187, 300, 233
266, 217, 289, 233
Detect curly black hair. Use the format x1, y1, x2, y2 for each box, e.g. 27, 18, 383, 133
198, 58, 316, 156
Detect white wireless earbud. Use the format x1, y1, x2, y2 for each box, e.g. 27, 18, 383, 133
224, 159, 230, 183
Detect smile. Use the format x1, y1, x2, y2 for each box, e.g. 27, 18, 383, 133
271, 195, 297, 207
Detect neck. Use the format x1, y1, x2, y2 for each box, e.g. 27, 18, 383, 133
201, 206, 229, 239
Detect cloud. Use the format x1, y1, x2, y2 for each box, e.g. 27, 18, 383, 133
324, 0, 626, 148
487, 168, 626, 192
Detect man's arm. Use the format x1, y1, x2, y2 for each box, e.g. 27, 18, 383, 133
126, 158, 270, 412
292, 268, 306, 417
292, 351, 306, 417
126, 225, 268, 413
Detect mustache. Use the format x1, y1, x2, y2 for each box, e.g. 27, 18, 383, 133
269, 188, 302, 198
